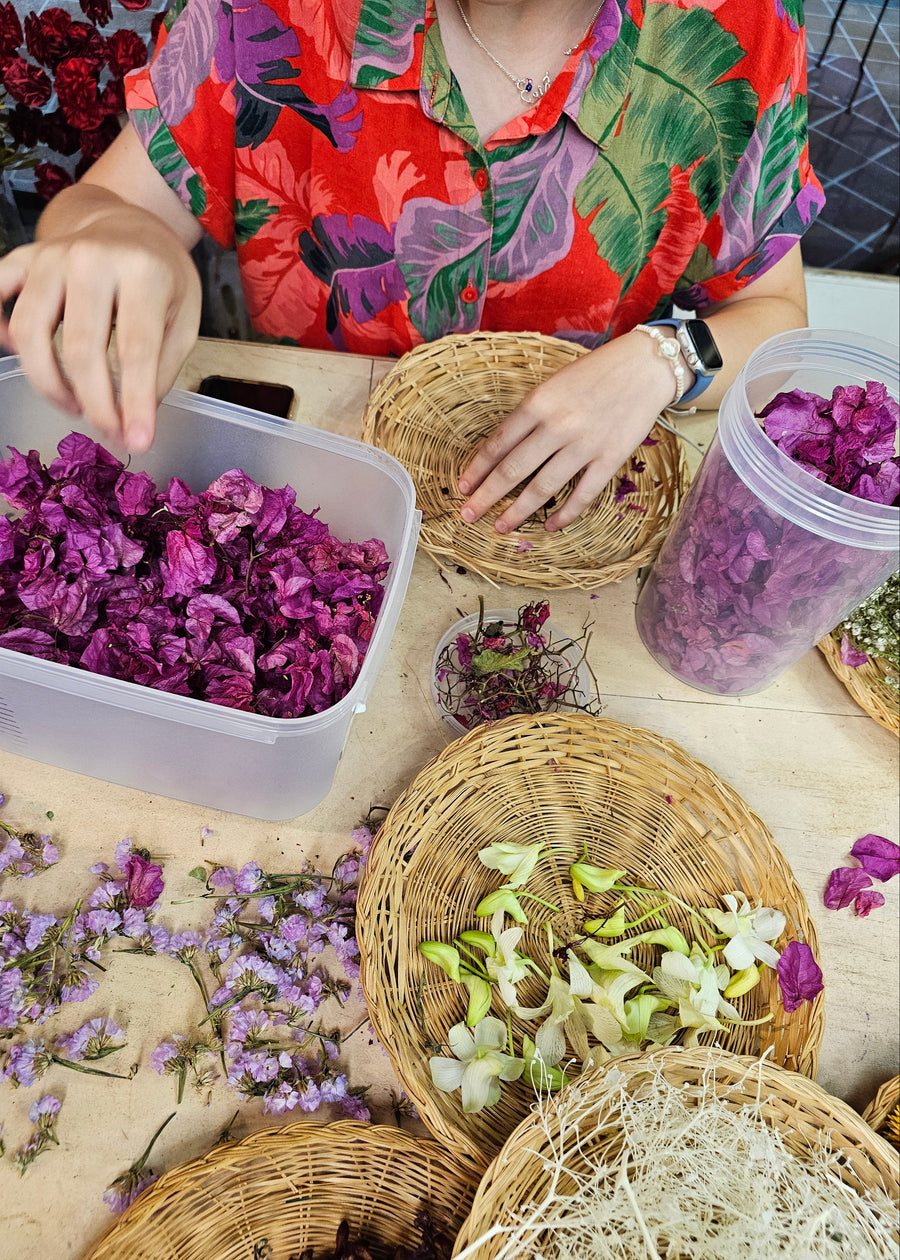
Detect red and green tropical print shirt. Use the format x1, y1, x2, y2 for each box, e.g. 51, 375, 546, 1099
125, 0, 823, 357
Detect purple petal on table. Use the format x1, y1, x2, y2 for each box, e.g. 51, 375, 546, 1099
776, 941, 824, 1012
839, 634, 869, 668
823, 865, 872, 910
854, 888, 886, 918
849, 834, 900, 883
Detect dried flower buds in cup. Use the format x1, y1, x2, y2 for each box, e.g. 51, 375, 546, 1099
432, 599, 599, 733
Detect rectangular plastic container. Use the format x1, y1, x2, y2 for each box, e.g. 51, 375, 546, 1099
0, 358, 421, 819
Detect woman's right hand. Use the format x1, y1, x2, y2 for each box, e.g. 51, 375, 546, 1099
0, 125, 204, 453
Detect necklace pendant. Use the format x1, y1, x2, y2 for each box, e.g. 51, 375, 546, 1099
517, 72, 551, 105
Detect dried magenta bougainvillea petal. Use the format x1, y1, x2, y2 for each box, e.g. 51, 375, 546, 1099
823, 866, 873, 910
849, 833, 900, 883
775, 941, 824, 1013
0, 433, 389, 719
759, 382, 900, 505
854, 888, 886, 918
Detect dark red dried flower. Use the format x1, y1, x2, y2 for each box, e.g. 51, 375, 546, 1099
1, 55, 52, 108
105, 27, 147, 77
54, 55, 104, 130
0, 1, 22, 57
118, 0, 153, 9
40, 108, 83, 157
7, 103, 44, 150
77, 114, 120, 165
24, 8, 105, 69
34, 162, 74, 202
79, 0, 113, 26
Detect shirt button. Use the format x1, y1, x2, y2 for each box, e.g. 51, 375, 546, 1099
461, 285, 479, 303
474, 168, 489, 191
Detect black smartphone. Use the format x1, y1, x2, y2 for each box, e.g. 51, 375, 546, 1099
197, 375, 295, 418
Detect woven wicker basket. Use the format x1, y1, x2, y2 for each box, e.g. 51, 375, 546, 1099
817, 632, 899, 736
451, 1046, 900, 1259
360, 332, 687, 589
84, 1121, 482, 1260
862, 1076, 900, 1148
357, 714, 824, 1166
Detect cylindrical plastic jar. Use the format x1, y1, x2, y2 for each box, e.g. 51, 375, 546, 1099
635, 328, 899, 696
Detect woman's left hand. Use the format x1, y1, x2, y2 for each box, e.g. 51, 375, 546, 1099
457, 329, 678, 533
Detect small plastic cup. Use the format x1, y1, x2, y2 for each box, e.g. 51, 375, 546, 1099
431, 608, 594, 737
635, 328, 899, 696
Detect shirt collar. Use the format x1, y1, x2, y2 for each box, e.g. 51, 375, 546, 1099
349, 0, 634, 147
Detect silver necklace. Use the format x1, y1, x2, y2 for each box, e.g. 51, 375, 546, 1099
453, 0, 603, 105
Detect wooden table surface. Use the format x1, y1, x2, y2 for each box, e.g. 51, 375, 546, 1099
1, 337, 897, 1258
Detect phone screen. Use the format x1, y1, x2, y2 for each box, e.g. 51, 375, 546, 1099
197, 375, 295, 418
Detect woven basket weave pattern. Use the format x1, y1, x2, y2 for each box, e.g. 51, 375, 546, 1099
862, 1076, 900, 1137
84, 1122, 481, 1260
452, 1047, 900, 1259
817, 633, 899, 736
357, 714, 824, 1166
361, 332, 687, 589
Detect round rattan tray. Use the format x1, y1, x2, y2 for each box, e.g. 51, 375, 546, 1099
862, 1075, 900, 1147
83, 1121, 481, 1260
360, 332, 688, 589
357, 714, 824, 1166
451, 1047, 900, 1259
817, 632, 899, 736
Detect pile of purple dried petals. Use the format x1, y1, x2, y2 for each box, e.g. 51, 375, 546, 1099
0, 433, 389, 718
824, 833, 899, 918
759, 382, 899, 505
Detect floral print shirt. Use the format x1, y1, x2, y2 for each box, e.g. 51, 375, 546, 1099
124, 0, 824, 356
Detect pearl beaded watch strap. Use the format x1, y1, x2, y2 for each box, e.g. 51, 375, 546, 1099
634, 324, 686, 406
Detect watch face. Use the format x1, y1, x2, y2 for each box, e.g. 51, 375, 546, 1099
685, 319, 723, 372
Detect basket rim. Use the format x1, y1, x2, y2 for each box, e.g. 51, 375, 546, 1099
83, 1120, 483, 1260
817, 632, 899, 736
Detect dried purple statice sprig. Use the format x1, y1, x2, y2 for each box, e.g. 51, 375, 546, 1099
0, 795, 59, 880
0, 840, 166, 1041
13, 1093, 61, 1175
152, 821, 379, 1120
103, 1112, 176, 1213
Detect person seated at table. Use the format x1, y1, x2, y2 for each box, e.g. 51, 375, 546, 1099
0, 0, 822, 533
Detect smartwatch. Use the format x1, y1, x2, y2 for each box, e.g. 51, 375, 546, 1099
647, 318, 722, 404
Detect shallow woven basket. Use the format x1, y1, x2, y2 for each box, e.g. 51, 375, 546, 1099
817, 632, 899, 736
357, 714, 824, 1166
360, 332, 687, 589
451, 1047, 900, 1259
862, 1076, 900, 1148
84, 1121, 481, 1260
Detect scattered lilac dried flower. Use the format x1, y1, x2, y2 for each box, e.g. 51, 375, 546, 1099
0, 433, 390, 719
823, 866, 873, 910
775, 941, 824, 1013
854, 889, 886, 918
839, 634, 869, 669
103, 1113, 175, 1213
0, 806, 59, 880
151, 817, 379, 1121
849, 834, 900, 883
13, 1093, 61, 1175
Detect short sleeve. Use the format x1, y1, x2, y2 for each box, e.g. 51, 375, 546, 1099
674, 9, 825, 311
125, 0, 237, 249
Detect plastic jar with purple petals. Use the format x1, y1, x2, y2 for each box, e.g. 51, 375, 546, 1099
635, 328, 899, 696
